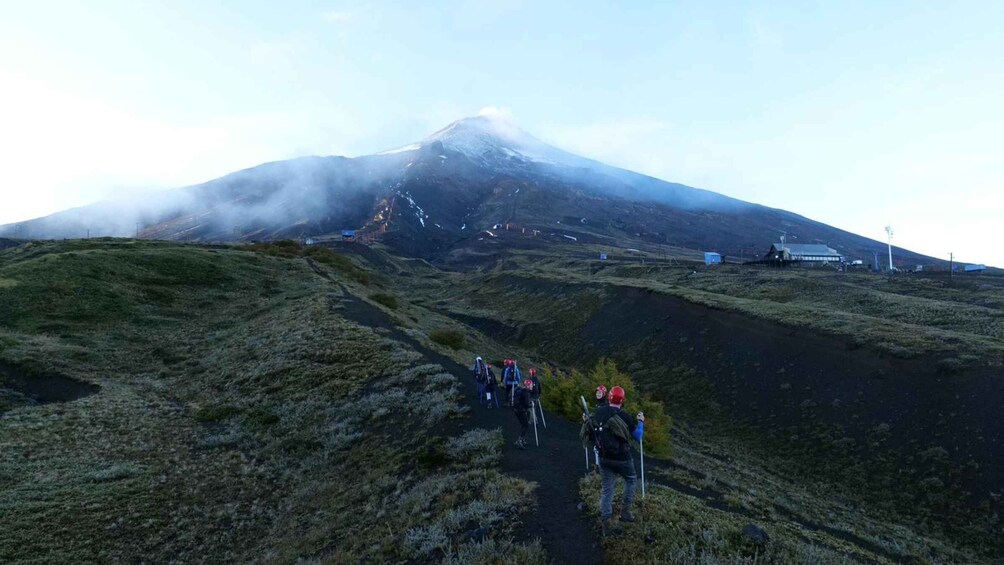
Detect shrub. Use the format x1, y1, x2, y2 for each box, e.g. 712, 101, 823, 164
540, 358, 672, 458
429, 328, 465, 350
369, 293, 399, 310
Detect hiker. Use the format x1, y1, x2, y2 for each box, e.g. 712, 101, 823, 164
512, 378, 534, 449
472, 356, 487, 403
471, 356, 486, 379
503, 359, 520, 406
528, 368, 542, 402
589, 386, 609, 467
595, 385, 608, 408
484, 364, 500, 408
581, 385, 645, 534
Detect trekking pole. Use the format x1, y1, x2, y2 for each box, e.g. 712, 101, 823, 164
537, 399, 547, 428
532, 402, 539, 446
584, 446, 589, 473
640, 435, 646, 499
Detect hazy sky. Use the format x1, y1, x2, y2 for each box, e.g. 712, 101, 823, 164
1, 1, 1001, 265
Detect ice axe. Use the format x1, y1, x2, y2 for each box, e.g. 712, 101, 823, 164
579, 395, 591, 472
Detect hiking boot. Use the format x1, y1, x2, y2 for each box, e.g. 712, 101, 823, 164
619, 510, 636, 523
515, 438, 526, 449
600, 518, 623, 537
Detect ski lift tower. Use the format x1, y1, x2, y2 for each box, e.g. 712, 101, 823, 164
885, 226, 894, 271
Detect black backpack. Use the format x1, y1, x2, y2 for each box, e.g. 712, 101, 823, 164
586, 410, 629, 459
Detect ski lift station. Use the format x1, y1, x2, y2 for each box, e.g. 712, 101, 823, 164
704, 252, 722, 265
764, 243, 843, 264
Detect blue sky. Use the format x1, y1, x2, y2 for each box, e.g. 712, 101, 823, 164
1, 1, 1001, 265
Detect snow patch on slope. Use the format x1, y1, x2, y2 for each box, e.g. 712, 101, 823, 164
378, 143, 421, 155
398, 190, 428, 227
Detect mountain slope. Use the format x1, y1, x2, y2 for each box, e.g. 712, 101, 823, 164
0, 115, 936, 265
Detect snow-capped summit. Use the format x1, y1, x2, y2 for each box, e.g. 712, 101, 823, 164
1, 112, 938, 272
379, 110, 571, 165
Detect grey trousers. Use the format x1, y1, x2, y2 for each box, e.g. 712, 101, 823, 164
599, 457, 637, 520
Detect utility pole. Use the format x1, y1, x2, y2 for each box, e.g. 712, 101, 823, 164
949, 252, 954, 282
135, 222, 140, 239
885, 226, 894, 271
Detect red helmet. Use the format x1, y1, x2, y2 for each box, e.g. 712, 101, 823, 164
608, 386, 625, 405
529, 368, 537, 376
596, 385, 607, 394
523, 378, 533, 388
486, 364, 492, 368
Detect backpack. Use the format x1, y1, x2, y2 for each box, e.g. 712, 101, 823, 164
513, 388, 532, 411
582, 409, 630, 459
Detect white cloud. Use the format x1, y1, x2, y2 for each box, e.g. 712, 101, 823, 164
0, 72, 360, 225
477, 105, 514, 121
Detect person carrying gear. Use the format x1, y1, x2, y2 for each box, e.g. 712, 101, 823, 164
580, 385, 644, 535
595, 385, 609, 408
503, 359, 521, 406
483, 364, 500, 409
512, 378, 534, 449
528, 368, 542, 401
472, 356, 487, 404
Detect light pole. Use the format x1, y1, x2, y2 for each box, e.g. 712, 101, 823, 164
885, 226, 894, 271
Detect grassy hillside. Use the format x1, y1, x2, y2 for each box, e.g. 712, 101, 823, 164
483, 245, 1004, 365
393, 245, 1003, 562
0, 240, 543, 563
2, 239, 1000, 563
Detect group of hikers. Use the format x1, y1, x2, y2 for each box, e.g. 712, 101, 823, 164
469, 356, 646, 535
470, 356, 543, 449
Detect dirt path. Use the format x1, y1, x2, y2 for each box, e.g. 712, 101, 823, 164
328, 283, 602, 565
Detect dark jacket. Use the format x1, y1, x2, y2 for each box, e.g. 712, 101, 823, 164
581, 405, 643, 462
513, 388, 533, 412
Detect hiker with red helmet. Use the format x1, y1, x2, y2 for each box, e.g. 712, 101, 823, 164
580, 385, 645, 535
528, 368, 542, 401
512, 377, 535, 449
528, 368, 546, 429
595, 385, 609, 407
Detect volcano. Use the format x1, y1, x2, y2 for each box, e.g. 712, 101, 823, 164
0, 114, 934, 264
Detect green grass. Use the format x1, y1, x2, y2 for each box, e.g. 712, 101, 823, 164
580, 426, 988, 564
